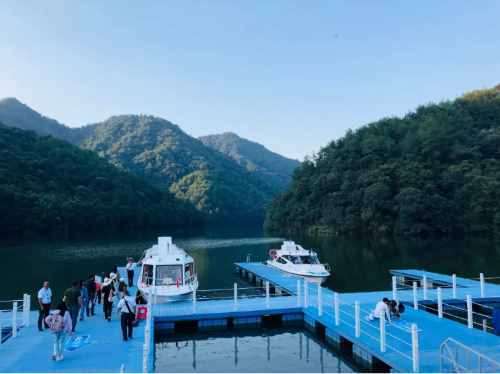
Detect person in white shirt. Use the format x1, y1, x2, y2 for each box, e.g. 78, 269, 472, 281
126, 258, 135, 287
117, 289, 136, 341
38, 281, 53, 332
368, 298, 391, 323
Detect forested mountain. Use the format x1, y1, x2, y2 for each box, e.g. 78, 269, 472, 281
80, 115, 275, 221
0, 98, 92, 144
199, 132, 300, 191
0, 100, 296, 222
266, 85, 500, 238
0, 124, 201, 237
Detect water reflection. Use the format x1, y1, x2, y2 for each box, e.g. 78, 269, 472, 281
155, 328, 358, 373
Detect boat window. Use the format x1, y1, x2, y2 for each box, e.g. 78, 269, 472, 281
300, 256, 319, 264
290, 256, 302, 264
277, 257, 287, 264
142, 264, 153, 285
155, 265, 183, 286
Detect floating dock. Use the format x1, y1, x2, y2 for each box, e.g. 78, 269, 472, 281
0, 264, 499, 372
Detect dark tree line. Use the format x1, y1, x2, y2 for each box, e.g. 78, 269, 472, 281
0, 124, 203, 238
266, 85, 500, 238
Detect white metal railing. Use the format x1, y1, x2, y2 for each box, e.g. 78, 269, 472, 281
440, 337, 500, 372
0, 294, 31, 344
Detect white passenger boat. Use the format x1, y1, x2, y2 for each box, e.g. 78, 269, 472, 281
266, 241, 331, 283
138, 237, 198, 303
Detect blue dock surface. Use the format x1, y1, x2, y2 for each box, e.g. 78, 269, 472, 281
0, 263, 499, 372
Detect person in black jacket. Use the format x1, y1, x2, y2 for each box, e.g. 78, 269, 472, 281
86, 275, 97, 316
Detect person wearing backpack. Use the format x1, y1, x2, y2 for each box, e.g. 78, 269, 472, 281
45, 301, 72, 361
116, 289, 136, 341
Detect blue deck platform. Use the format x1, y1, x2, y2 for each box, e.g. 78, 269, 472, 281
0, 263, 499, 372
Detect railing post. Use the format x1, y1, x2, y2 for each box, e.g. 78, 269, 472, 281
392, 276, 397, 301
246, 253, 251, 263
413, 282, 418, 310
296, 280, 301, 306
265, 281, 270, 309
379, 314, 386, 352
482, 319, 487, 332
437, 287, 443, 318
422, 274, 428, 300
466, 295, 473, 329
143, 294, 152, 373
22, 294, 28, 326
304, 280, 308, 308
334, 292, 339, 326
452, 274, 457, 299
26, 294, 31, 327
192, 289, 197, 313
354, 301, 360, 338
317, 284, 322, 316
0, 311, 3, 344
233, 283, 238, 311
12, 301, 17, 338
479, 273, 485, 298
411, 323, 420, 373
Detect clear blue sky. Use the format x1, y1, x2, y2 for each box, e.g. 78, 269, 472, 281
1, 1, 499, 159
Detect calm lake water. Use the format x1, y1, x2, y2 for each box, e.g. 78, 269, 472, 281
155, 327, 358, 373
1, 225, 499, 301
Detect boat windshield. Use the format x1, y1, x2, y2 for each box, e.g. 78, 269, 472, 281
299, 255, 320, 264
155, 265, 183, 286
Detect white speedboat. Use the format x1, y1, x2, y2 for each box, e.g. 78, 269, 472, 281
266, 241, 331, 283
138, 237, 198, 303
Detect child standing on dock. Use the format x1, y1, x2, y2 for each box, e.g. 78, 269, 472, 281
45, 302, 72, 361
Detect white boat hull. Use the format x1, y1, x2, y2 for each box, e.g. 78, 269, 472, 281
266, 261, 330, 284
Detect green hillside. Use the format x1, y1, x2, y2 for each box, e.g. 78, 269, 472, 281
199, 132, 300, 191
81, 115, 275, 222
266, 85, 500, 237
0, 124, 201, 237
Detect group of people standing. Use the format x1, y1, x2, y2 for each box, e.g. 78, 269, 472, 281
38, 257, 141, 361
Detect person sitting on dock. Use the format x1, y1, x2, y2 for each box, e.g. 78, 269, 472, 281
37, 281, 52, 332
367, 298, 392, 323
389, 299, 405, 318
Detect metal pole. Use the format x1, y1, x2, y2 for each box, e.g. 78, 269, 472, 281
413, 282, 418, 310
304, 280, 308, 308
12, 301, 17, 338
482, 319, 487, 332
452, 274, 457, 299
379, 314, 386, 352
479, 273, 485, 298
22, 294, 28, 326
422, 274, 428, 300
265, 281, 270, 309
192, 289, 197, 313
355, 301, 360, 338
233, 283, 238, 311
466, 295, 473, 329
334, 292, 339, 326
0, 312, 3, 344
392, 276, 397, 301
296, 280, 301, 306
411, 323, 420, 373
26, 295, 31, 327
317, 284, 322, 316
437, 287, 443, 318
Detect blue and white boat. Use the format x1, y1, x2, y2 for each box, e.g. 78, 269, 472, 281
267, 241, 331, 283
138, 237, 198, 303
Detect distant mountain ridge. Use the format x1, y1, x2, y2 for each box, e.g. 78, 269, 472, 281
199, 132, 300, 191
0, 98, 297, 222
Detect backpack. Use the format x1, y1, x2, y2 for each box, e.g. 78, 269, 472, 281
47, 314, 64, 333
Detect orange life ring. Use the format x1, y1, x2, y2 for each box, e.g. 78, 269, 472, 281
269, 249, 277, 259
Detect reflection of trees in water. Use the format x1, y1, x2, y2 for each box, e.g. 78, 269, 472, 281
287, 233, 500, 292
